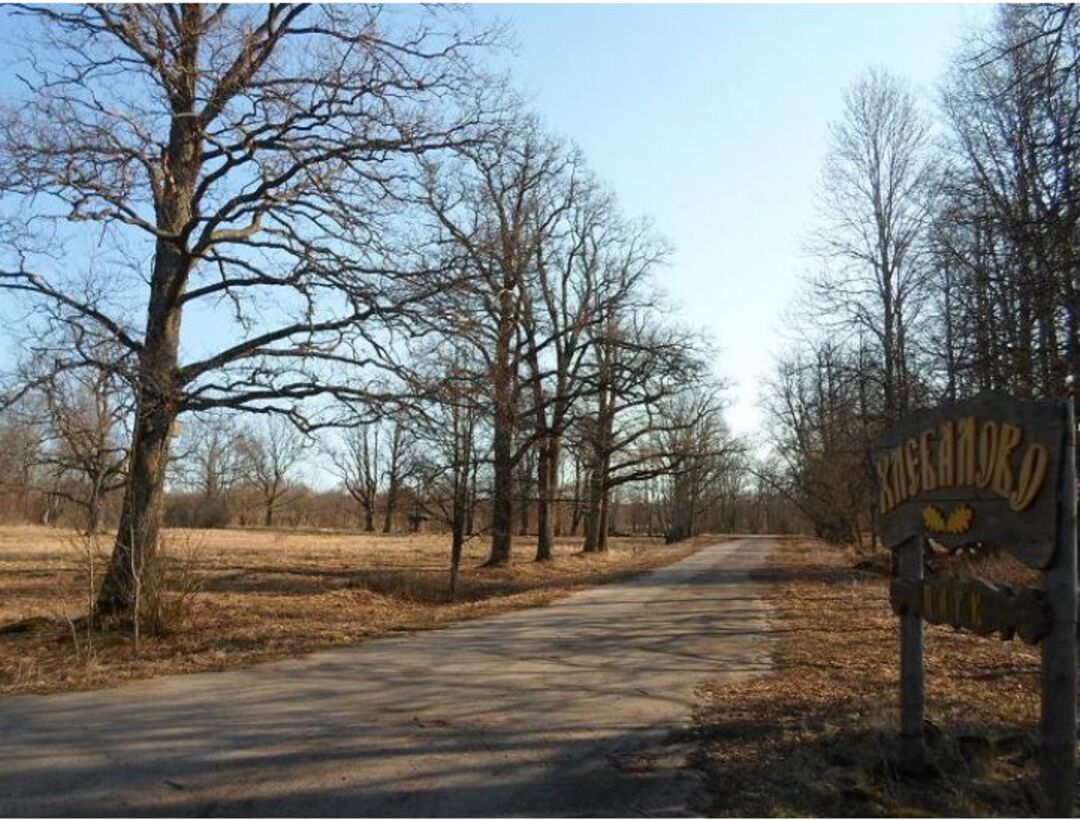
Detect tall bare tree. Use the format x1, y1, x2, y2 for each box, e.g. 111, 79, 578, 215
415, 118, 578, 565
0, 5, 496, 618
328, 425, 381, 533
810, 69, 937, 423
381, 421, 413, 534
238, 415, 307, 528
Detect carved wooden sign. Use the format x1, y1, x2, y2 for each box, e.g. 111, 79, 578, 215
875, 393, 1065, 568
874, 392, 1077, 817
890, 575, 1051, 644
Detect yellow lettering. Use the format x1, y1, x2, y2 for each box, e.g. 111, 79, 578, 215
905, 438, 920, 498
920, 430, 937, 492
991, 424, 1022, 498
976, 420, 998, 488
938, 421, 955, 487
1010, 443, 1051, 511
876, 456, 894, 514
957, 417, 976, 485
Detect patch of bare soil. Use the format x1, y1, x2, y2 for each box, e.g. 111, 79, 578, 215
692, 538, 1061, 817
0, 525, 702, 697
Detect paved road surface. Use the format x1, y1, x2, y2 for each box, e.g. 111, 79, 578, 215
0, 537, 775, 817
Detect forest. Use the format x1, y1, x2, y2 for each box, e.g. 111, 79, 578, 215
760, 5, 1080, 549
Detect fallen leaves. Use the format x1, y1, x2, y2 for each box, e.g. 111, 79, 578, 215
0, 525, 703, 696
693, 538, 1052, 817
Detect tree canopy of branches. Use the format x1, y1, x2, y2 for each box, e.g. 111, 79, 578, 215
0, 4, 497, 618
766, 5, 1080, 546
0, 5, 742, 625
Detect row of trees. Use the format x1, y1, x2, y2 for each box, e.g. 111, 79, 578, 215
0, 5, 745, 618
763, 5, 1080, 546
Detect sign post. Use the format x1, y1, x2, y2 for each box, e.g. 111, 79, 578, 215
897, 534, 925, 774
874, 393, 1077, 816
1041, 400, 1076, 818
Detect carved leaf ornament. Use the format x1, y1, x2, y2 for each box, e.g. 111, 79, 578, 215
874, 393, 1068, 569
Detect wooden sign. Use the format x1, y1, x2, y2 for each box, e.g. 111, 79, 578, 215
874, 393, 1076, 818
890, 575, 1051, 644
875, 393, 1065, 567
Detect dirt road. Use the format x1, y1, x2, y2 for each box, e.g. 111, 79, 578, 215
0, 537, 774, 817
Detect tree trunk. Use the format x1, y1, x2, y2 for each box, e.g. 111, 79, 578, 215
95, 22, 200, 619
570, 460, 583, 536
534, 441, 553, 561
488, 413, 513, 565
364, 504, 375, 532
86, 478, 104, 535
596, 488, 610, 552
382, 485, 397, 533
517, 468, 530, 536
449, 504, 465, 597
487, 297, 515, 566
466, 458, 478, 536
96, 392, 178, 618
583, 461, 606, 553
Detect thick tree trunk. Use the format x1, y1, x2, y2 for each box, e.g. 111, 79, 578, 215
487, 291, 515, 566
595, 489, 610, 553
364, 504, 375, 532
583, 461, 606, 553
95, 209, 188, 618
95, 21, 200, 619
96, 391, 178, 617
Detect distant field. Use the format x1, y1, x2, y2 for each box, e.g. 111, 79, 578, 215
0, 525, 704, 697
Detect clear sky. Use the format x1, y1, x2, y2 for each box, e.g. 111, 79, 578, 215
0, 4, 991, 448
471, 3, 991, 442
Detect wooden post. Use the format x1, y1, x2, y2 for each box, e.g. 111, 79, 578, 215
1040, 400, 1077, 818
898, 534, 926, 774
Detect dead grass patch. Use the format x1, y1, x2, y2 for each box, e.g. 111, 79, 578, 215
693, 538, 1058, 817
0, 526, 704, 696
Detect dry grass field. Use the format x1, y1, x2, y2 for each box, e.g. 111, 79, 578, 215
693, 538, 1059, 817
0, 525, 702, 697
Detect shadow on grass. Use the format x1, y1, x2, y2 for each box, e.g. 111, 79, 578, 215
692, 711, 1042, 817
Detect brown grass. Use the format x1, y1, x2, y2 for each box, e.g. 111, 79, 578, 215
0, 525, 704, 697
693, 538, 1060, 817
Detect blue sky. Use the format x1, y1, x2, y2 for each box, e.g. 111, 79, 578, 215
0, 4, 991, 447
471, 3, 991, 440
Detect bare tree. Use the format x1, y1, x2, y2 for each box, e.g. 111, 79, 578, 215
381, 421, 413, 534
810, 69, 937, 423
0, 5, 496, 618
328, 425, 381, 533
169, 412, 247, 527
407, 360, 485, 595
237, 415, 307, 528
0, 406, 44, 524
414, 117, 579, 565
579, 308, 714, 552
7, 328, 132, 534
